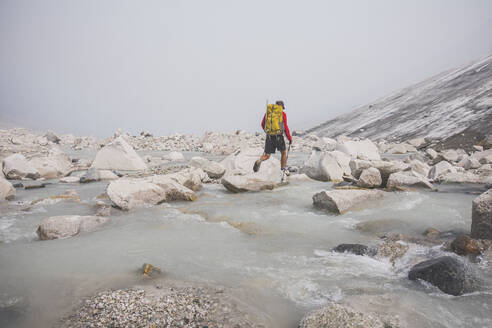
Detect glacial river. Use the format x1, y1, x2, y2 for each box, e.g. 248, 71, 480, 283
0, 151, 491, 327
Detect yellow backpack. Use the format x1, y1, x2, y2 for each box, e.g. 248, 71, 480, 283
265, 104, 284, 135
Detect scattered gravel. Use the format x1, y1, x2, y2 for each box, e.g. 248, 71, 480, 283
57, 283, 267, 328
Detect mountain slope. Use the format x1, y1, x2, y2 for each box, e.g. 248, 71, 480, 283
306, 54, 492, 141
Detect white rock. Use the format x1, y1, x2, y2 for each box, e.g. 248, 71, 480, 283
166, 168, 204, 191
409, 159, 430, 177
473, 145, 484, 152
145, 175, 196, 201
313, 189, 385, 214
408, 138, 426, 148
0, 178, 15, 200
91, 136, 147, 171
301, 151, 344, 182
426, 148, 438, 159
330, 150, 352, 176
221, 157, 282, 192
59, 176, 80, 183
190, 156, 226, 179
29, 148, 72, 179
99, 170, 119, 180
480, 154, 492, 165
387, 171, 434, 190
336, 139, 381, 161
428, 161, 457, 180
386, 143, 416, 154
349, 159, 373, 179
107, 179, 167, 210
3, 153, 40, 180
436, 172, 492, 184
471, 149, 492, 163
441, 149, 459, 162
37, 215, 109, 240
164, 151, 185, 162
201, 142, 214, 152
371, 160, 409, 187
471, 190, 492, 240
299, 303, 385, 328
458, 157, 481, 170
357, 168, 382, 188
220, 147, 263, 175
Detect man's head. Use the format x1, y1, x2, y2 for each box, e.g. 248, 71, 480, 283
275, 100, 285, 109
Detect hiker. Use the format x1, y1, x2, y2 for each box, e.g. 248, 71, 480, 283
253, 100, 292, 174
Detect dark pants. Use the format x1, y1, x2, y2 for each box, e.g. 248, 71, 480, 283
264, 135, 286, 154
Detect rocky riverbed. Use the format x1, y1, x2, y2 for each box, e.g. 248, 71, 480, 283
1, 127, 492, 328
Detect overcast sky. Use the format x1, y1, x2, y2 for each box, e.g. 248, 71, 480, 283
1, 0, 491, 137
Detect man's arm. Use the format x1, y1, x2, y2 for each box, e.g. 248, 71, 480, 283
261, 114, 266, 130
283, 112, 292, 143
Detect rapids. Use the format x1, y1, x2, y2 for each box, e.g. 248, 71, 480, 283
0, 151, 491, 327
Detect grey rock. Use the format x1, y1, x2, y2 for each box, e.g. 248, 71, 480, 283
471, 190, 492, 240
333, 244, 369, 256
299, 303, 386, 328
37, 215, 109, 240
0, 178, 15, 200
357, 167, 382, 188
313, 189, 385, 214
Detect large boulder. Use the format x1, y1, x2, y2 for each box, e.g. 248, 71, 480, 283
336, 139, 381, 161
471, 190, 492, 240
222, 157, 282, 193
299, 303, 386, 328
312, 189, 385, 214
0, 178, 15, 200
3, 153, 40, 180
190, 156, 225, 179
357, 168, 382, 188
220, 147, 263, 175
37, 215, 109, 240
408, 256, 474, 296
91, 136, 147, 171
144, 175, 196, 201
349, 159, 372, 179
371, 160, 409, 187
428, 161, 456, 180
386, 172, 433, 190
301, 151, 344, 182
166, 168, 205, 191
107, 179, 167, 210
29, 148, 72, 179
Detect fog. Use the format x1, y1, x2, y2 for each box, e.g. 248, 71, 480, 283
1, 0, 491, 137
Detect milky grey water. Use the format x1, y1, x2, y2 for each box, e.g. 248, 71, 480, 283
0, 151, 491, 327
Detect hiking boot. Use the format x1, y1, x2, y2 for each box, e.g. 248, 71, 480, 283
281, 168, 290, 176
253, 160, 262, 172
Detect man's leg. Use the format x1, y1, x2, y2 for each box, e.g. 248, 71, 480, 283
261, 153, 271, 161
280, 150, 287, 169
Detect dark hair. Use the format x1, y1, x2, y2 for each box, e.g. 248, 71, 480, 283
275, 100, 285, 108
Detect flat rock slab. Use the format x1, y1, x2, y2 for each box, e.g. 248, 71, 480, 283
313, 189, 385, 214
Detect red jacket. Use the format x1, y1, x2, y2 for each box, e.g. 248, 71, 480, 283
261, 112, 292, 142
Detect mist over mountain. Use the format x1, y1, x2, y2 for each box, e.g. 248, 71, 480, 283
305, 54, 492, 142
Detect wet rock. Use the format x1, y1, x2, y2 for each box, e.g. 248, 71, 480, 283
336, 139, 381, 161
59, 176, 80, 183
408, 256, 474, 296
423, 228, 441, 239
31, 189, 81, 205
0, 178, 15, 200
37, 215, 109, 240
377, 241, 409, 265
312, 189, 385, 214
91, 136, 147, 171
107, 179, 167, 210
386, 171, 433, 190
333, 244, 369, 256
3, 153, 40, 180
141, 263, 163, 278
428, 161, 456, 180
357, 167, 382, 188
451, 235, 482, 256
471, 190, 492, 240
299, 303, 387, 328
190, 156, 225, 179
222, 157, 282, 193
24, 183, 46, 190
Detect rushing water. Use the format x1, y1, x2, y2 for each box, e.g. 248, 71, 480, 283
0, 151, 491, 327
